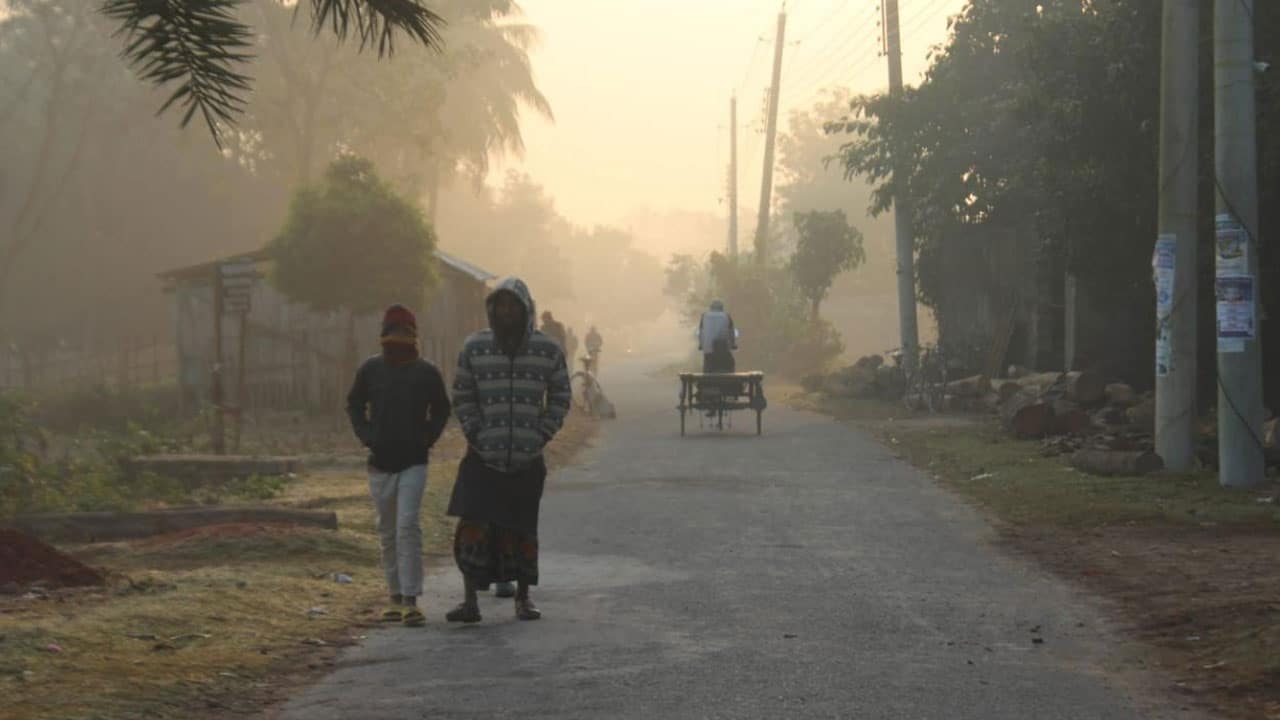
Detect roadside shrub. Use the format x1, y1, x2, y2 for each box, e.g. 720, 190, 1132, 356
35, 383, 184, 435
0, 392, 286, 517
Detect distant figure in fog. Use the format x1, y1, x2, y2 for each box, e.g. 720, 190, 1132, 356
584, 325, 603, 372
540, 310, 567, 349
698, 300, 737, 374
565, 326, 579, 368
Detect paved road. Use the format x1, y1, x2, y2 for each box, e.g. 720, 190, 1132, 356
276, 361, 1196, 720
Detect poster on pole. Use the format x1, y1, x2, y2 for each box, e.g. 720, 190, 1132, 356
1215, 275, 1255, 353
1215, 213, 1249, 275
1152, 234, 1176, 377
1155, 325, 1173, 377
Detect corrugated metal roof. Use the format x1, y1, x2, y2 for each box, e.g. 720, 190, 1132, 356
433, 249, 497, 283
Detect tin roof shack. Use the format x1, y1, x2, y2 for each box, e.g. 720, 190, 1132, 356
158, 249, 495, 414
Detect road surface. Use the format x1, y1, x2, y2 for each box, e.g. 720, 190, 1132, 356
275, 360, 1196, 720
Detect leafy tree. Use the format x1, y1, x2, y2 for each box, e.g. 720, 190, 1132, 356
269, 155, 437, 317
830, 0, 1162, 379
663, 253, 700, 300
100, 0, 444, 143
789, 210, 865, 319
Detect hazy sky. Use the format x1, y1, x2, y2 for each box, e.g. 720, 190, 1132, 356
493, 0, 967, 227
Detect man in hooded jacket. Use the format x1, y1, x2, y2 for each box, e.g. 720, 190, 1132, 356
446, 278, 572, 622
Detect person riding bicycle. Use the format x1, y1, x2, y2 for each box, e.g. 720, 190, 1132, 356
584, 325, 603, 373
698, 300, 737, 374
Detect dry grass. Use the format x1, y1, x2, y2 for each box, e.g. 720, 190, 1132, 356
0, 414, 596, 720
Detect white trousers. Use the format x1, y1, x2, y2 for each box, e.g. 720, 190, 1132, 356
368, 464, 427, 598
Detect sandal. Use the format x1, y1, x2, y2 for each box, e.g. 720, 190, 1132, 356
515, 598, 542, 621
445, 603, 482, 624
379, 606, 404, 623
402, 607, 425, 627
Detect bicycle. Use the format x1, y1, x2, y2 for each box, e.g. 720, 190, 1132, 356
891, 344, 952, 414
571, 355, 607, 417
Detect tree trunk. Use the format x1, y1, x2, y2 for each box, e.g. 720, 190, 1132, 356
991, 379, 1023, 404
1069, 449, 1165, 477
944, 374, 991, 398
1062, 370, 1106, 408
1002, 391, 1053, 438
1104, 383, 1138, 408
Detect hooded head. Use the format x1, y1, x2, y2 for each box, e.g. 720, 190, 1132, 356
380, 304, 419, 365
709, 299, 725, 312
486, 277, 536, 352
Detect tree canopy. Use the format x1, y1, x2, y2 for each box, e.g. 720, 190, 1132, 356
268, 155, 437, 315
789, 210, 865, 318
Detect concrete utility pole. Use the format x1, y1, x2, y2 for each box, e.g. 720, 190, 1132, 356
1153, 0, 1199, 472
1213, 0, 1265, 488
883, 0, 919, 372
753, 10, 786, 262
729, 95, 739, 257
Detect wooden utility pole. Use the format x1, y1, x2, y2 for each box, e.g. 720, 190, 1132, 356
211, 267, 226, 455
1213, 0, 1265, 488
883, 0, 919, 373
1153, 0, 1199, 472
234, 312, 248, 452
753, 10, 786, 262
729, 95, 739, 257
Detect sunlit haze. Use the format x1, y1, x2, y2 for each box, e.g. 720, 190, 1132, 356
496, 0, 966, 235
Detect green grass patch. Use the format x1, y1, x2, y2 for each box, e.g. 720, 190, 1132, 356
801, 392, 1280, 530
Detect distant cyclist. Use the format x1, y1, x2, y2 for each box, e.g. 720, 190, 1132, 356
584, 325, 603, 373
698, 300, 736, 374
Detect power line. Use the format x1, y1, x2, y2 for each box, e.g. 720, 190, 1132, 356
784, 2, 880, 90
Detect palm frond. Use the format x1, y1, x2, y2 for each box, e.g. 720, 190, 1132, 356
306, 0, 444, 57
101, 0, 253, 145
101, 0, 446, 145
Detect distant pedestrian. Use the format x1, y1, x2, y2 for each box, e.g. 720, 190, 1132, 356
584, 325, 603, 373
446, 278, 572, 623
565, 326, 580, 368
346, 304, 451, 628
540, 310, 567, 349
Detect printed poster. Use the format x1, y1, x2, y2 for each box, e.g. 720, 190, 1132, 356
1215, 275, 1255, 353
1153, 234, 1176, 319
1215, 214, 1249, 275
1152, 235, 1176, 376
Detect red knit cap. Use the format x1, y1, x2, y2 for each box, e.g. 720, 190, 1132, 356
382, 304, 417, 332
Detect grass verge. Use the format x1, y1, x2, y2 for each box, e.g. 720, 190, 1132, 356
0, 414, 596, 720
799, 392, 1280, 720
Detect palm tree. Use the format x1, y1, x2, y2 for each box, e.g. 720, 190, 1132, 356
99, 0, 444, 145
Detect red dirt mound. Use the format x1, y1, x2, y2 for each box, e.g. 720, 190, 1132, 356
0, 528, 105, 588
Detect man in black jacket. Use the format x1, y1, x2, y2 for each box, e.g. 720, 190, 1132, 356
346, 305, 451, 628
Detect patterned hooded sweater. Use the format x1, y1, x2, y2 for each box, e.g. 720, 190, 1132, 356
452, 277, 572, 473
